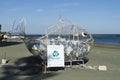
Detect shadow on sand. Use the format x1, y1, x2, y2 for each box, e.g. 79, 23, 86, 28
0, 41, 22, 47
0, 56, 60, 80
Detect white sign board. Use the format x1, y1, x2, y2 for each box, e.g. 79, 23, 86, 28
47, 45, 64, 67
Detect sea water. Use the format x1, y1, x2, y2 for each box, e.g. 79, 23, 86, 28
93, 34, 120, 45
26, 34, 120, 45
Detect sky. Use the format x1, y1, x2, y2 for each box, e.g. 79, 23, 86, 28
0, 0, 120, 34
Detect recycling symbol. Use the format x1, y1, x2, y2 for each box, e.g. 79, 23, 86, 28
53, 51, 59, 57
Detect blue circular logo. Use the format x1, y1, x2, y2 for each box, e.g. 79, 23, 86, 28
53, 51, 59, 57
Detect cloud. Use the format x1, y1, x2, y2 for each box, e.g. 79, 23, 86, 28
53, 2, 80, 9
7, 7, 23, 12
62, 2, 80, 7
52, 2, 80, 13
36, 9, 43, 12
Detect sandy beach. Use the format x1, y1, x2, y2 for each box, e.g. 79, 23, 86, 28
0, 39, 120, 80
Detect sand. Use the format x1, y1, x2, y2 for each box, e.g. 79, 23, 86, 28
0, 39, 120, 80
0, 39, 32, 63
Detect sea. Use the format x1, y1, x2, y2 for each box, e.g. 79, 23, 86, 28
93, 34, 120, 45
26, 34, 120, 45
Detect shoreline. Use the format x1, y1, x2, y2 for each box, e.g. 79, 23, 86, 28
94, 43, 120, 49
0, 39, 120, 63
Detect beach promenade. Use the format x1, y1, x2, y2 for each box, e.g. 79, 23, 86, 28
0, 39, 120, 80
